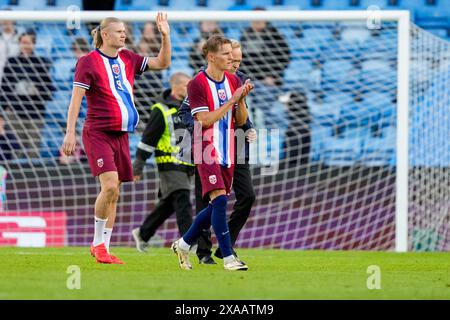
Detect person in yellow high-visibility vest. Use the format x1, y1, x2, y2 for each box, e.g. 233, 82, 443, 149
131, 72, 193, 252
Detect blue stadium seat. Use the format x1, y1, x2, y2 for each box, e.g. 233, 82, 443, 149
242, 0, 274, 9
35, 33, 53, 57
321, 0, 361, 9
114, 0, 157, 10
0, 0, 10, 8
281, 0, 316, 9
364, 91, 395, 120
361, 58, 396, 90
51, 58, 76, 89
310, 123, 333, 162
207, 0, 233, 10
284, 58, 313, 86
166, 0, 202, 10
322, 59, 354, 83
359, 0, 390, 9
309, 98, 339, 126
322, 135, 362, 166
339, 98, 381, 128
427, 28, 450, 39
40, 120, 65, 158
415, 2, 450, 29
167, 57, 194, 78
341, 24, 371, 44
302, 26, 333, 43
46, 90, 71, 116
6, 0, 46, 9
360, 126, 395, 166
52, 0, 82, 9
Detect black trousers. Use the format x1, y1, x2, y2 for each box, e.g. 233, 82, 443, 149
195, 164, 256, 258
139, 189, 193, 242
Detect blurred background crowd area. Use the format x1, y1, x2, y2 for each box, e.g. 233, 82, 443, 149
0, 0, 449, 168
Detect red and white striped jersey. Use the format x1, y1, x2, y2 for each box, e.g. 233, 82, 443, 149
73, 48, 148, 132
188, 70, 241, 167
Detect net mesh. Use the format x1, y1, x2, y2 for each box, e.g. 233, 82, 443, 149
0, 15, 448, 251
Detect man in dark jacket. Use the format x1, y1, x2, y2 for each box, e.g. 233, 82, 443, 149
0, 31, 54, 158
131, 72, 195, 252
239, 7, 290, 87
177, 40, 256, 264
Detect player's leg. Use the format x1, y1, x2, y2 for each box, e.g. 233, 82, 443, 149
82, 128, 121, 263
171, 164, 223, 269
172, 200, 213, 270
215, 163, 255, 259
104, 180, 121, 253
92, 171, 120, 263
194, 167, 215, 264
103, 132, 134, 263
209, 187, 247, 271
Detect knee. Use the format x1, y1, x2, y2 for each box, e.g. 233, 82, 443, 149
212, 194, 227, 208
102, 181, 120, 201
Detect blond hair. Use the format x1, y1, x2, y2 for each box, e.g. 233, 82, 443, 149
91, 17, 122, 49
230, 39, 241, 50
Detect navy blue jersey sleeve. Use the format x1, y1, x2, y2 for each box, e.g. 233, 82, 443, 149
177, 96, 195, 133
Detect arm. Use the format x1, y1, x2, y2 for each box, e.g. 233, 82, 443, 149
178, 97, 195, 133
146, 12, 171, 70
196, 80, 253, 128
235, 99, 248, 128
61, 86, 85, 156
196, 98, 237, 128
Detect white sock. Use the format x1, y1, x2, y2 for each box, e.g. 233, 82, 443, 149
93, 217, 108, 246
223, 255, 235, 264
178, 237, 191, 251
104, 228, 113, 253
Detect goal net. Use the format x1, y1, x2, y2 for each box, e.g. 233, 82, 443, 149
0, 10, 448, 251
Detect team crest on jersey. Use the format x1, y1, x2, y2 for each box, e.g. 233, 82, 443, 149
218, 89, 227, 101
97, 158, 104, 168
209, 175, 217, 185
112, 64, 120, 75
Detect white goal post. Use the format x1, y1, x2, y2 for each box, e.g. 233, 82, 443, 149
1, 9, 439, 253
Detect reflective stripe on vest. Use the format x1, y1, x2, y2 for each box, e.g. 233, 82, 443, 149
151, 103, 193, 167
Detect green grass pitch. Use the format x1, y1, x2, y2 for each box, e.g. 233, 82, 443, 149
0, 247, 448, 300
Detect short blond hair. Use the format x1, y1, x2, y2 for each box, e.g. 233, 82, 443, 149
230, 39, 241, 50
91, 17, 122, 49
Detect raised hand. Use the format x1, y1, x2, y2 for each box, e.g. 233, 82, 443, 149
233, 79, 254, 103
156, 12, 170, 37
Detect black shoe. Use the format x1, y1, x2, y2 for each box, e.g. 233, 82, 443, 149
214, 248, 223, 259
199, 256, 217, 265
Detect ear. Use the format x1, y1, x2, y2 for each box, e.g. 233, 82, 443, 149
208, 52, 215, 63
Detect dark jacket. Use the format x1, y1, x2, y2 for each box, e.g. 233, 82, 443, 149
0, 54, 54, 119
239, 24, 290, 86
